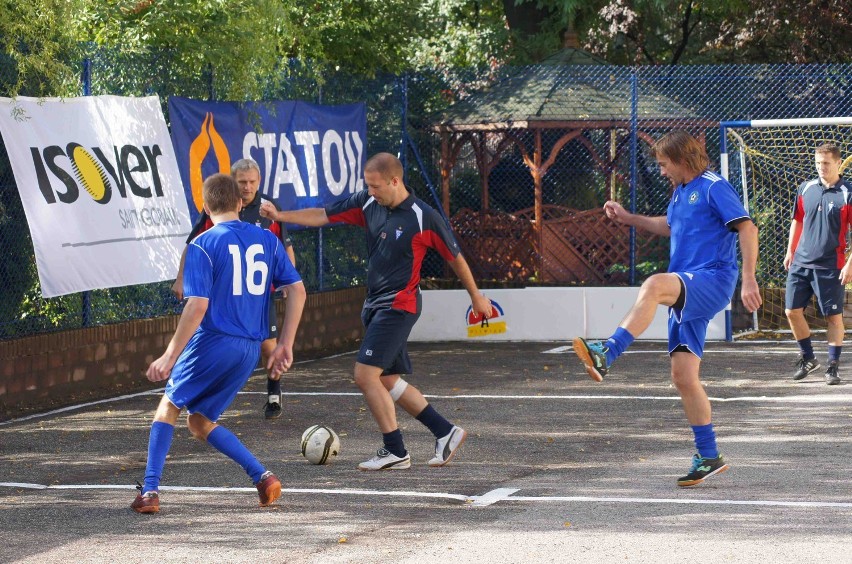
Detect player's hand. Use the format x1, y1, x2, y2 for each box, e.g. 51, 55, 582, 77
603, 200, 628, 224
146, 354, 175, 382
783, 252, 793, 271
840, 264, 852, 285
170, 278, 184, 301
259, 201, 277, 220
267, 343, 293, 379
471, 293, 493, 320
740, 277, 762, 313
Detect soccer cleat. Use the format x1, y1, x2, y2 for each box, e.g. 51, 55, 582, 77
677, 453, 730, 487
131, 483, 160, 514
825, 361, 841, 385
428, 425, 467, 467
256, 471, 282, 506
357, 448, 411, 471
792, 356, 820, 381
263, 398, 282, 419
572, 337, 609, 382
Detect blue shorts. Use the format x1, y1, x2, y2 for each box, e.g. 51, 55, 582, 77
785, 264, 844, 316
165, 330, 261, 422
668, 268, 737, 358
358, 307, 420, 376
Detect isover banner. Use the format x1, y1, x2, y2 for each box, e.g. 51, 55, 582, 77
168, 97, 366, 223
0, 95, 192, 298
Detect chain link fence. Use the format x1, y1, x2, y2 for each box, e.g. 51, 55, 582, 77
2, 52, 852, 339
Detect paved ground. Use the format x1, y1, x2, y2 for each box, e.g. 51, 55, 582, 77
2, 340, 852, 563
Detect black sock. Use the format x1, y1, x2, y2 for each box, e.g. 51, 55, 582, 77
266, 378, 281, 399
415, 404, 453, 438
382, 429, 406, 457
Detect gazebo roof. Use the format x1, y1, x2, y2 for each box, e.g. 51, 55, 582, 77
434, 48, 698, 131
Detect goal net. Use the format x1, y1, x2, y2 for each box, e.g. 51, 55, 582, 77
720, 118, 852, 333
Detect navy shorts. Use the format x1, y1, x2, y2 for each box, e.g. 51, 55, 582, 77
165, 330, 261, 422
358, 307, 420, 376
785, 264, 844, 316
669, 268, 737, 358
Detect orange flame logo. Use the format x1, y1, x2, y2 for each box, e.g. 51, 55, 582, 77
188, 112, 231, 211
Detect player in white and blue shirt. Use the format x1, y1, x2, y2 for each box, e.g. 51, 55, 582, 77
573, 131, 762, 488
131, 174, 306, 514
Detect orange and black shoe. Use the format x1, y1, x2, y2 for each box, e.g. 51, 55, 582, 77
131, 482, 160, 514
256, 471, 282, 507
677, 454, 729, 487
572, 337, 609, 382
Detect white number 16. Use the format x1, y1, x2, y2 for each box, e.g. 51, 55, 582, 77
228, 244, 268, 296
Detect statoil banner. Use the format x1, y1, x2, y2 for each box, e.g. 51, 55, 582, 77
168, 97, 366, 223
0, 95, 192, 298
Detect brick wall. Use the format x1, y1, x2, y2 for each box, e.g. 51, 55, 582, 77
0, 286, 365, 420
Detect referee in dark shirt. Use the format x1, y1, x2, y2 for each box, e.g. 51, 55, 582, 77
784, 143, 852, 385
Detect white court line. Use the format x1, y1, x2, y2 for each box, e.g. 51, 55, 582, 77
3, 482, 852, 510
544, 345, 795, 354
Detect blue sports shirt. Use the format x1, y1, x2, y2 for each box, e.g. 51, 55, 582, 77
183, 220, 302, 341
666, 170, 750, 274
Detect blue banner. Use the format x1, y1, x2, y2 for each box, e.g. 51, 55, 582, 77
168, 97, 366, 225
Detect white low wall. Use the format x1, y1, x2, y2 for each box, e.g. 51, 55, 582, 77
409, 287, 728, 342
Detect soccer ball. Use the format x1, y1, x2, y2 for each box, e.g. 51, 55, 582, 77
300, 425, 340, 465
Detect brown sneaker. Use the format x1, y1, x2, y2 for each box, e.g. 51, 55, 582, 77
256, 471, 281, 507
131, 490, 160, 514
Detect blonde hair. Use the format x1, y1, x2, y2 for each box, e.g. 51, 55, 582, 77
652, 131, 709, 175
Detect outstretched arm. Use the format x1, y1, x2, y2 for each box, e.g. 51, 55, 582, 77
604, 200, 670, 236
448, 254, 492, 319
736, 220, 762, 313
260, 201, 330, 227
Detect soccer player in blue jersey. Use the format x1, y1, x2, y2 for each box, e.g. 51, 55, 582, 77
784, 143, 852, 385
573, 130, 762, 487
131, 173, 306, 513
259, 153, 492, 471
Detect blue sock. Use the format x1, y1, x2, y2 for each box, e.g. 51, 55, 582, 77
207, 426, 266, 484
828, 345, 842, 363
143, 421, 175, 493
382, 429, 406, 458
267, 377, 281, 398
604, 327, 635, 366
798, 337, 815, 360
415, 404, 453, 439
691, 423, 719, 459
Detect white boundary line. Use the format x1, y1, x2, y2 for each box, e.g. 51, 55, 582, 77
3, 483, 852, 510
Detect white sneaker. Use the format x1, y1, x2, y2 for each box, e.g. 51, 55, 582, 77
428, 425, 467, 467
357, 448, 411, 471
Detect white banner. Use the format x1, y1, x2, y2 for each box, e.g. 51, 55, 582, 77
0, 95, 192, 298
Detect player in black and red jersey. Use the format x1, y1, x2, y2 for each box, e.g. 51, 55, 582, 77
261, 152, 492, 471
172, 159, 297, 419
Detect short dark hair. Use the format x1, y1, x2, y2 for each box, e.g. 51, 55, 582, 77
202, 173, 240, 214
815, 143, 841, 160
364, 152, 403, 181
652, 130, 709, 175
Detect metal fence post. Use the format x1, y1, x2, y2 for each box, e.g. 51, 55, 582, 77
317, 84, 324, 291
629, 68, 638, 286
81, 57, 92, 327
399, 74, 408, 179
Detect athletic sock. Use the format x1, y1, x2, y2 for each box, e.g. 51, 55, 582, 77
798, 337, 815, 360
691, 423, 719, 459
207, 425, 266, 484
382, 429, 407, 458
604, 327, 635, 366
266, 378, 281, 401
143, 421, 175, 493
415, 404, 453, 439
828, 345, 842, 363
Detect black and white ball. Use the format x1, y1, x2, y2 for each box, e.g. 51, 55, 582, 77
300, 425, 340, 465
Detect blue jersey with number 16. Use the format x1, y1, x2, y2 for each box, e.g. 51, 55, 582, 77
183, 220, 301, 341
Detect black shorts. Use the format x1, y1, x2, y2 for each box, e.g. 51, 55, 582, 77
266, 297, 279, 340
357, 307, 420, 376
785, 264, 845, 316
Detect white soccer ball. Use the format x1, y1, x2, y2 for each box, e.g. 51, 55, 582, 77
300, 425, 340, 465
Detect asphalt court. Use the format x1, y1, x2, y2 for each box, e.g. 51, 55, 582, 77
2, 340, 852, 563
